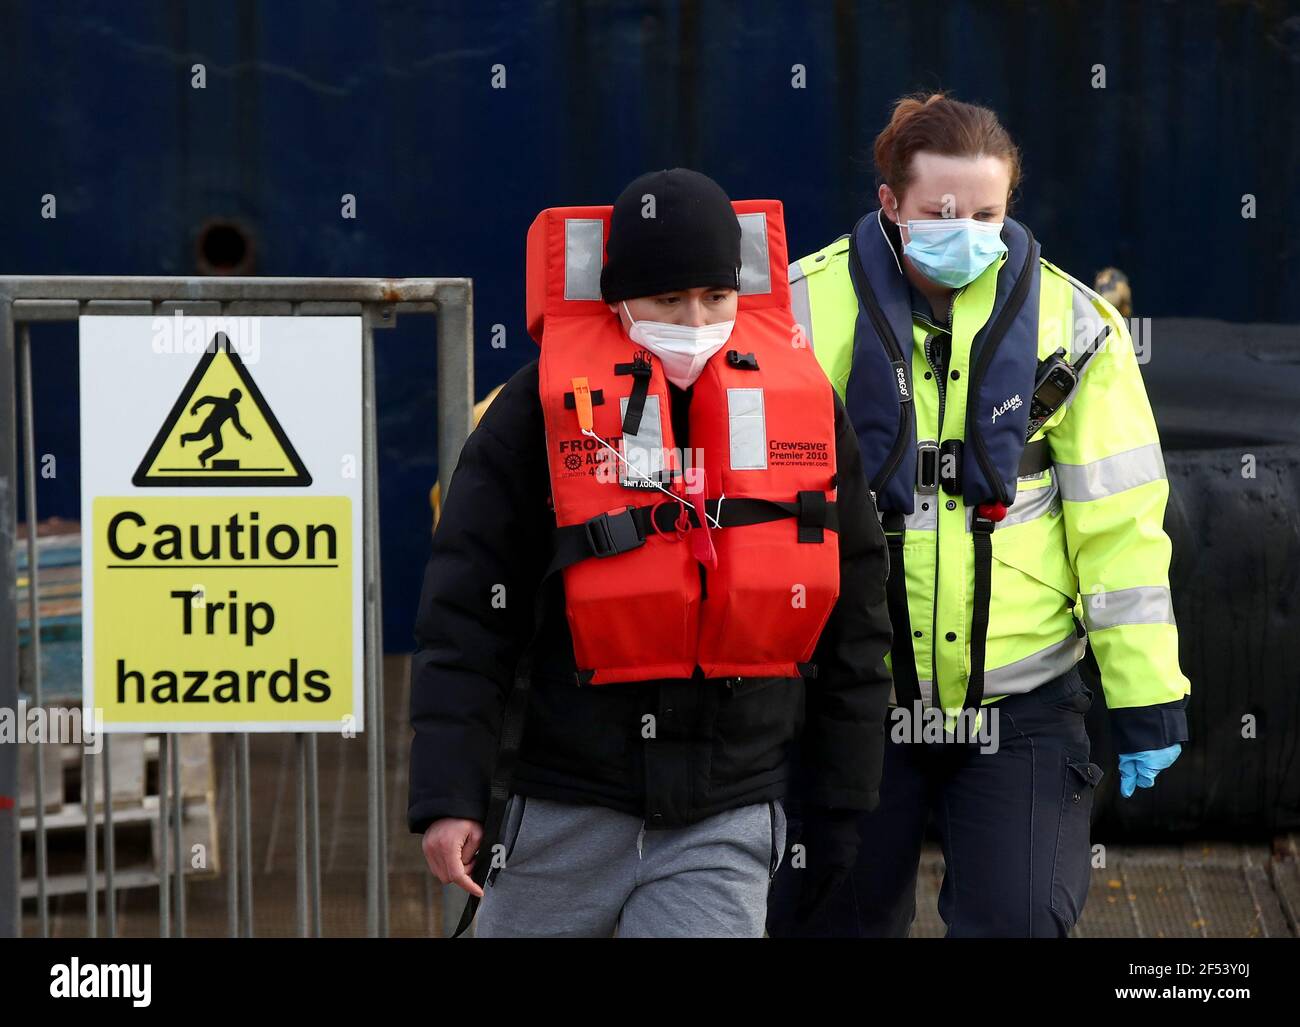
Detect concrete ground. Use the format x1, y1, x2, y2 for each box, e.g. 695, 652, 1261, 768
19, 654, 1300, 938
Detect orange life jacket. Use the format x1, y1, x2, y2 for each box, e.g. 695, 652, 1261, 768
526, 200, 840, 685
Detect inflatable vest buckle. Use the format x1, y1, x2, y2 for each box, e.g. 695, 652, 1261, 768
585, 507, 646, 558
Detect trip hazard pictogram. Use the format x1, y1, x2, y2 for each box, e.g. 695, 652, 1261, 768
132, 331, 311, 486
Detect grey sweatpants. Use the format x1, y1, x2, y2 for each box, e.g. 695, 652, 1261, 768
475, 796, 787, 938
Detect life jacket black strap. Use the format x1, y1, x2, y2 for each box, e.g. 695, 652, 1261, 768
796, 490, 827, 543
547, 506, 648, 577
614, 359, 653, 436
880, 510, 923, 708
563, 388, 604, 409
547, 497, 840, 576
1018, 438, 1050, 477
964, 513, 997, 714
707, 496, 838, 534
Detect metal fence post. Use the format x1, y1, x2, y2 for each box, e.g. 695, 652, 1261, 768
83, 747, 96, 936
362, 317, 389, 938
225, 733, 238, 937
295, 733, 308, 937
435, 282, 475, 504
171, 734, 185, 936
305, 733, 320, 937
157, 732, 170, 936
102, 734, 115, 937
0, 299, 19, 938
434, 281, 475, 937
18, 324, 49, 937
237, 733, 253, 937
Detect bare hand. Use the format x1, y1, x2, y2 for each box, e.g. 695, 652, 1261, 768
422, 818, 485, 898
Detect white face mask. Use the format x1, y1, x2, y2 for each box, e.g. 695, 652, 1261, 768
621, 301, 734, 389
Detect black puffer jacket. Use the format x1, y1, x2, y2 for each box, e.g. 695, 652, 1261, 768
407, 358, 892, 833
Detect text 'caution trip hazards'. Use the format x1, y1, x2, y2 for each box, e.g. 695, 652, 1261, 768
79, 316, 365, 733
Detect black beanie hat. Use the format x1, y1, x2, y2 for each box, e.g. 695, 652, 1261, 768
600, 168, 742, 304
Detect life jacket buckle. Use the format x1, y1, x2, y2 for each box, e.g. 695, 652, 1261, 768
725, 349, 759, 370
585, 507, 646, 558
940, 439, 963, 495
916, 440, 939, 495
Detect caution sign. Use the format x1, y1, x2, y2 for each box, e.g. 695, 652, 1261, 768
133, 333, 311, 486
79, 316, 364, 733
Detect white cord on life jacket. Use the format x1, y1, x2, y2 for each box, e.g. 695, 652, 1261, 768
579, 426, 723, 529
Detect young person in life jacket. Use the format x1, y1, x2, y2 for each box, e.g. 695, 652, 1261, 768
407, 168, 893, 938
767, 93, 1189, 938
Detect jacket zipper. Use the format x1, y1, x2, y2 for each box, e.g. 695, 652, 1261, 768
925, 304, 952, 708
926, 333, 948, 431
917, 290, 955, 433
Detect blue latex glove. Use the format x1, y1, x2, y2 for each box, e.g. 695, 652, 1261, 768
1118, 744, 1182, 798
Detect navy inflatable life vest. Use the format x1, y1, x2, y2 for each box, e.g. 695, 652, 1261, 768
844, 210, 1041, 513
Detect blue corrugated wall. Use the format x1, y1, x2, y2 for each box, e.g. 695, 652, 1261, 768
2, 0, 1297, 649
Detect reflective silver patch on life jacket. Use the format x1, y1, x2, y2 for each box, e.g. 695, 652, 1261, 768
618, 394, 664, 488
564, 218, 604, 301
737, 212, 771, 296
727, 387, 768, 470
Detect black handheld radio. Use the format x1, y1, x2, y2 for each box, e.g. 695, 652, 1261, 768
1024, 325, 1110, 439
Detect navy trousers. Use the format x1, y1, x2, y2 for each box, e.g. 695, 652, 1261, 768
768, 667, 1104, 938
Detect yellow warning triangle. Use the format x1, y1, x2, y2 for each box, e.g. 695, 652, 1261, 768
133, 332, 311, 487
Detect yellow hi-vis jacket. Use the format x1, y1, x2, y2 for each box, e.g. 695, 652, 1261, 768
790, 232, 1190, 753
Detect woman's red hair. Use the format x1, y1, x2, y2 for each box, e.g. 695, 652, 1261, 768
874, 92, 1022, 199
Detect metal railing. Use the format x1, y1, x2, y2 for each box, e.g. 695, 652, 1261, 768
0, 276, 474, 938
